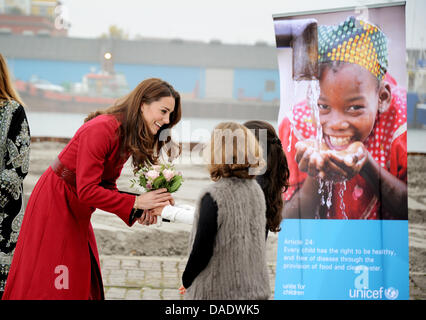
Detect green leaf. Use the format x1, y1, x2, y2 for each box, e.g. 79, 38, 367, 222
153, 175, 166, 189
139, 174, 147, 188
168, 175, 182, 193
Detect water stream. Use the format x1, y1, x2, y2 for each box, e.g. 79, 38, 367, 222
302, 80, 347, 218
307, 80, 322, 149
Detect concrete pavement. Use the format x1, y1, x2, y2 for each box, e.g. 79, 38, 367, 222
100, 255, 276, 300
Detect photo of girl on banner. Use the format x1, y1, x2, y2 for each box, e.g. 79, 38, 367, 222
278, 14, 408, 220
273, 4, 409, 300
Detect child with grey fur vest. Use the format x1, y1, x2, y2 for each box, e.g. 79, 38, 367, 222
180, 122, 271, 300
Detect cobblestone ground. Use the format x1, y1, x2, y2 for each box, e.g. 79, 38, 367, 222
100, 256, 276, 300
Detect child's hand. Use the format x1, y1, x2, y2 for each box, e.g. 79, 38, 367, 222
147, 201, 171, 216
295, 140, 347, 180
179, 285, 186, 295
137, 211, 158, 225
295, 139, 322, 176
326, 141, 368, 180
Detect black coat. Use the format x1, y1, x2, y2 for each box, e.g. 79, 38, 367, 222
0, 100, 30, 294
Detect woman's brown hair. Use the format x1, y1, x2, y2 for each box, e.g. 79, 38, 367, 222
84, 78, 181, 171
0, 53, 25, 106
244, 120, 290, 233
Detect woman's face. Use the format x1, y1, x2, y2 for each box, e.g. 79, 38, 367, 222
141, 96, 175, 135
318, 63, 385, 151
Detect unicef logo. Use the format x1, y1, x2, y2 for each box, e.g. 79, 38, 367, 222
384, 287, 399, 300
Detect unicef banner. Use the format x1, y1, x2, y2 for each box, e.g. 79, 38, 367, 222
273, 3, 409, 300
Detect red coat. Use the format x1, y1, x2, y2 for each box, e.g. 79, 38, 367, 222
2, 115, 136, 300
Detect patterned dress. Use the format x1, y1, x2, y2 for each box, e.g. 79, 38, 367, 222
0, 100, 30, 294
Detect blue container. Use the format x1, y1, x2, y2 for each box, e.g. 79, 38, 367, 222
416, 103, 426, 126
407, 92, 419, 126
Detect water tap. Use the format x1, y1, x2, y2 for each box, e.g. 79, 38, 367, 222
274, 18, 319, 81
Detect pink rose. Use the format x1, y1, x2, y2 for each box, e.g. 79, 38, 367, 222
146, 170, 160, 180
163, 169, 175, 182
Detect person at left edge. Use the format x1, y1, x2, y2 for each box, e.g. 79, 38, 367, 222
2, 78, 181, 300
0, 53, 31, 300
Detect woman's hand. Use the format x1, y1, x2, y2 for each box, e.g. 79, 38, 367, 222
134, 188, 174, 210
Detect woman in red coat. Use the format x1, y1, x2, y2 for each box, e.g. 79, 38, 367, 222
2, 78, 181, 300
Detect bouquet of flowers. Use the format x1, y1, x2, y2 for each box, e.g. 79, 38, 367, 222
131, 162, 183, 193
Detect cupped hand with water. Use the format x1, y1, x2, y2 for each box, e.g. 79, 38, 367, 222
295, 139, 348, 181
325, 141, 369, 180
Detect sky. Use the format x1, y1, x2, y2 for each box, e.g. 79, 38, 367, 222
60, 0, 424, 48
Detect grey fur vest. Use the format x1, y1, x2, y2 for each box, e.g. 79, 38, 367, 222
185, 177, 270, 300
